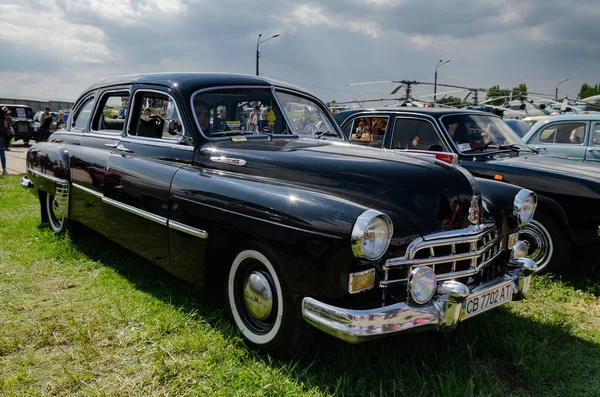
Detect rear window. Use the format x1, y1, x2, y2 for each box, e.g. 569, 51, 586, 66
6, 106, 34, 119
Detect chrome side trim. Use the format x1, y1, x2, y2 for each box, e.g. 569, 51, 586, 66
120, 137, 194, 151
102, 197, 167, 226
54, 181, 70, 218
27, 168, 67, 184
168, 220, 208, 239
72, 183, 104, 199
209, 156, 247, 166
174, 195, 342, 240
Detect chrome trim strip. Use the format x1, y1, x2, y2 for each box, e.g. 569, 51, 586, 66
168, 220, 208, 239
173, 195, 342, 240
209, 156, 247, 166
120, 137, 194, 151
102, 197, 167, 226
27, 167, 67, 184
72, 183, 104, 199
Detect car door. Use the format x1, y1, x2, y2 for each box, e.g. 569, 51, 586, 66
584, 121, 600, 163
103, 86, 196, 272
531, 121, 589, 160
68, 88, 129, 236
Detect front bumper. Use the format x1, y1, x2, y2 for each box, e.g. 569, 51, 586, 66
301, 257, 536, 344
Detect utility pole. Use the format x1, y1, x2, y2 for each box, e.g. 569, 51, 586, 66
256, 33, 280, 76
433, 59, 450, 105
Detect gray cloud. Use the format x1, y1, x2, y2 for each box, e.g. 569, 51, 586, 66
0, 0, 599, 104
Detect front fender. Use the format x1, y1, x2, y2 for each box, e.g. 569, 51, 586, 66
475, 177, 532, 234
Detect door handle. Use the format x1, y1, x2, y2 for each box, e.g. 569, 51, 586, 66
116, 144, 133, 153
105, 142, 118, 148
587, 148, 600, 152
534, 146, 547, 152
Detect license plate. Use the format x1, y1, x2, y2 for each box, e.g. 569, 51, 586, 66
460, 281, 514, 320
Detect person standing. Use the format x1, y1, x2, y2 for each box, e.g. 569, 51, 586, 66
2, 107, 12, 150
0, 107, 7, 174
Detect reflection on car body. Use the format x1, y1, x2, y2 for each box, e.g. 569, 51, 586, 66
21, 73, 537, 356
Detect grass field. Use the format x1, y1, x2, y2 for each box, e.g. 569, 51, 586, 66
1, 174, 599, 396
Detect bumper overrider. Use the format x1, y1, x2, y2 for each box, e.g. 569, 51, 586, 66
302, 257, 535, 343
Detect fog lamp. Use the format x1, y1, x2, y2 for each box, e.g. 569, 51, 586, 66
511, 240, 530, 259
408, 266, 437, 304
348, 268, 375, 294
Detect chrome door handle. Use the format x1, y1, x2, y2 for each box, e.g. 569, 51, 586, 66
116, 144, 133, 153
587, 148, 600, 152
105, 142, 118, 148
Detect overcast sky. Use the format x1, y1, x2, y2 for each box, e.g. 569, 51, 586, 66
1, 0, 598, 105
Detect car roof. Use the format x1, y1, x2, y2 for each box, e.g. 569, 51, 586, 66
83, 72, 310, 97
0, 104, 32, 108
532, 114, 600, 123
333, 107, 493, 124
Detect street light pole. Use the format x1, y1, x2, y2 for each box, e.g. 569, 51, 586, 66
433, 59, 450, 105
256, 33, 280, 76
555, 78, 568, 100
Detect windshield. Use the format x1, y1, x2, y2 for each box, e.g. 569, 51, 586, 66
441, 114, 527, 153
191, 88, 342, 140
6, 106, 34, 119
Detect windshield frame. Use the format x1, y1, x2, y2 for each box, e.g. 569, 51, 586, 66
189, 84, 344, 141
439, 112, 530, 156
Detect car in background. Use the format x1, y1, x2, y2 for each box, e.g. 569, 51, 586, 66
521, 114, 600, 163
522, 115, 550, 127
334, 108, 600, 274
504, 119, 531, 138
21, 72, 538, 355
0, 104, 38, 145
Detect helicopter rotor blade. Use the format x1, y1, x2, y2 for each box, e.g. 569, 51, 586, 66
345, 80, 402, 87
390, 84, 405, 95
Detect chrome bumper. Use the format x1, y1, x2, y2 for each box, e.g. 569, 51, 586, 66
301, 257, 536, 344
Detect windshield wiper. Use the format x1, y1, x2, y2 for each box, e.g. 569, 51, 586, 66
476, 143, 538, 154
313, 131, 340, 140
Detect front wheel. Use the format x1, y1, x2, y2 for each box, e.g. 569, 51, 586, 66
518, 210, 571, 274
45, 192, 67, 234
226, 243, 305, 356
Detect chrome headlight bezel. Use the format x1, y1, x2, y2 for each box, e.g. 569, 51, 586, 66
351, 209, 394, 261
408, 266, 437, 304
513, 189, 537, 226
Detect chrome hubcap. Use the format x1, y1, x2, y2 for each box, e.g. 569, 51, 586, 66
518, 220, 553, 271
243, 271, 273, 320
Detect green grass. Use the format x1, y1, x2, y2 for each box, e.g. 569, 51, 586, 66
1, 174, 599, 396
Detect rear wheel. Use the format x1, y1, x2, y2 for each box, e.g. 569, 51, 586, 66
226, 242, 305, 356
45, 192, 66, 234
518, 210, 570, 274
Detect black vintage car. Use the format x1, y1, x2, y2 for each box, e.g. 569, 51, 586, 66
334, 108, 600, 273
21, 73, 537, 355
0, 104, 39, 145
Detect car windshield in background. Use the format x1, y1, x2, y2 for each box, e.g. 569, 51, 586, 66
7, 106, 34, 119
441, 114, 526, 153
191, 88, 342, 139
504, 119, 531, 137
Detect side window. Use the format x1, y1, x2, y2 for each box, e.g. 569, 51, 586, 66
91, 91, 129, 133
541, 122, 587, 144
349, 117, 388, 148
539, 125, 556, 143
392, 118, 445, 151
594, 123, 600, 146
71, 98, 94, 130
341, 120, 352, 138
129, 91, 185, 140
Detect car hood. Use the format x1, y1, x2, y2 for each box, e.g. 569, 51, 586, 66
468, 152, 600, 198
198, 137, 479, 237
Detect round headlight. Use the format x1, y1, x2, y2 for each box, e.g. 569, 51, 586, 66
408, 266, 437, 304
514, 189, 537, 226
351, 209, 393, 260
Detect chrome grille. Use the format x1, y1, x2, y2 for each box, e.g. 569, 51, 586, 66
380, 224, 503, 288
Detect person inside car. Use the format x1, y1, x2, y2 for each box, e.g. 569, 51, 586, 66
194, 101, 211, 135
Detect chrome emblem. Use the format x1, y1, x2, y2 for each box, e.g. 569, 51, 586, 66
468, 196, 480, 225
209, 157, 247, 166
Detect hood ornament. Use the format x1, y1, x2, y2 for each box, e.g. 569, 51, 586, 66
210, 156, 247, 166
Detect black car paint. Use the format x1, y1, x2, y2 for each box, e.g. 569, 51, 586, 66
24, 74, 524, 307
334, 108, 600, 246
